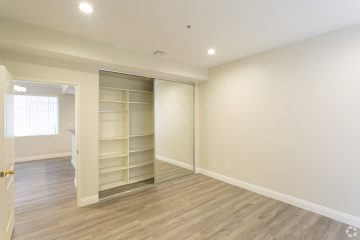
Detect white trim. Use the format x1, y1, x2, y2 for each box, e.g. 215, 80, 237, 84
198, 168, 360, 228
156, 155, 193, 171
194, 82, 200, 172
79, 195, 99, 207
15, 152, 71, 162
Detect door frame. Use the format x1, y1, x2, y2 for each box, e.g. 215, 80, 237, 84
11, 77, 81, 206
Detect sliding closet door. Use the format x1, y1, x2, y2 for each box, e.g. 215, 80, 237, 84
154, 80, 194, 183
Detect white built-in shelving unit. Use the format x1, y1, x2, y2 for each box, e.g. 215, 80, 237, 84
99, 78, 154, 192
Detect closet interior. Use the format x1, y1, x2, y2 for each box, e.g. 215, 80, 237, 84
98, 71, 154, 193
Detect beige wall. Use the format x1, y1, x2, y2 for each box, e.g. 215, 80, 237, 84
155, 80, 194, 167
14, 85, 75, 160
2, 57, 99, 204
200, 24, 360, 218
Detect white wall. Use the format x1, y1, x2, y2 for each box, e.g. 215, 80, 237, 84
200, 24, 360, 224
2, 57, 99, 206
14, 84, 75, 161
155, 80, 194, 168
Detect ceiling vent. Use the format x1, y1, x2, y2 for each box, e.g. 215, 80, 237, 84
153, 50, 166, 56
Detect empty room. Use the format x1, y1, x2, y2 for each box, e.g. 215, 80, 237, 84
0, 0, 360, 239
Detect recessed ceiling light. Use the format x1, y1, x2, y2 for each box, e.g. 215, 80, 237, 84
79, 2, 93, 14
207, 48, 216, 55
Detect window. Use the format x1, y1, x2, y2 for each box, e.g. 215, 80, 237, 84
14, 95, 59, 137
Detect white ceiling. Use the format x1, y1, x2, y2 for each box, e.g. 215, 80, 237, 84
1, 0, 360, 68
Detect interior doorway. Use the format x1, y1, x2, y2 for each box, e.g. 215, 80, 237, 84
12, 80, 78, 238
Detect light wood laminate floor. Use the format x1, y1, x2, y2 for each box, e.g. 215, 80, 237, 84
100, 159, 193, 199
13, 158, 356, 240
155, 160, 193, 183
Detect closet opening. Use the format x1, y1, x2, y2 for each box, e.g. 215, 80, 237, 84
99, 71, 155, 199
13, 80, 78, 222
98, 70, 195, 200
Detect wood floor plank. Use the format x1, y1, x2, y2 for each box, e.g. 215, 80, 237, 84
155, 160, 193, 183
12, 158, 358, 240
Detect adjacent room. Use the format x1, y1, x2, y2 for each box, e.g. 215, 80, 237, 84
0, 0, 360, 240
12, 81, 77, 234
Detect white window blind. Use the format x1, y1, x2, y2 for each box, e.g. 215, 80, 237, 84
14, 95, 59, 137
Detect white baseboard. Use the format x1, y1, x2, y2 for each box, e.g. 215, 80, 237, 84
79, 195, 99, 207
156, 155, 194, 171
15, 152, 71, 162
198, 168, 360, 228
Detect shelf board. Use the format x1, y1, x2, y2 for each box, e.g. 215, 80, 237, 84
100, 86, 128, 92
99, 120, 126, 123
99, 137, 128, 141
99, 100, 128, 103
129, 89, 153, 94
129, 160, 154, 168
99, 166, 128, 174
99, 180, 128, 191
99, 153, 128, 160
129, 134, 153, 138
130, 174, 154, 184
99, 110, 128, 113
129, 102, 153, 105
101, 86, 153, 94
129, 147, 154, 153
